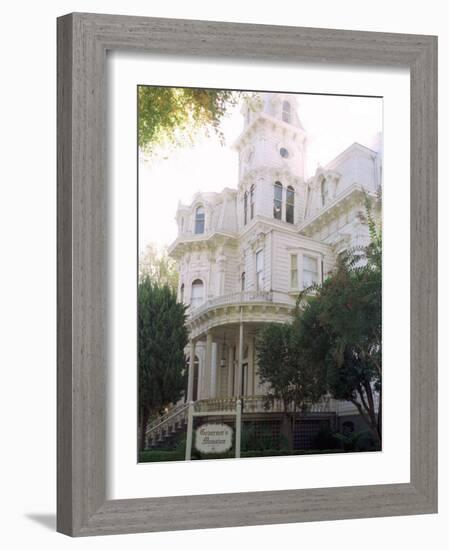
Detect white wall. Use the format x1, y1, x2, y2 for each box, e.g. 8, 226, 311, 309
0, 1, 446, 549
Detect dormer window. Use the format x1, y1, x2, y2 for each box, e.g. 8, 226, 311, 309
194, 206, 205, 234
321, 179, 328, 207
282, 101, 291, 123
250, 185, 255, 220
274, 181, 283, 220
286, 186, 295, 224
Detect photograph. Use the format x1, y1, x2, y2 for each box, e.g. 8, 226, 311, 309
137, 86, 382, 463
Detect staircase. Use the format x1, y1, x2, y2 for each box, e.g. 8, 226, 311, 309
145, 402, 189, 450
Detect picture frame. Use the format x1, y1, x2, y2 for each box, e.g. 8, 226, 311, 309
57, 12, 437, 536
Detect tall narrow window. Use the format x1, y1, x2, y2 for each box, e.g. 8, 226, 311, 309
321, 179, 328, 207
290, 255, 298, 288
274, 181, 283, 220
180, 283, 185, 303
255, 250, 264, 291
243, 192, 248, 225
250, 184, 255, 219
282, 100, 291, 123
185, 355, 200, 402
286, 186, 295, 224
241, 271, 246, 291
303, 255, 319, 288
194, 206, 205, 234
190, 279, 204, 309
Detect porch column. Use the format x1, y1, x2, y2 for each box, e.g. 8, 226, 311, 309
237, 321, 244, 397
227, 345, 234, 397
204, 331, 213, 399
187, 339, 196, 402
211, 342, 218, 398
248, 335, 255, 396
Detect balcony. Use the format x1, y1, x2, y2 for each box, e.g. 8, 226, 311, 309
188, 290, 295, 320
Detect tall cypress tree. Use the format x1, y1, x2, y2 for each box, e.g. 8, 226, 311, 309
138, 277, 188, 451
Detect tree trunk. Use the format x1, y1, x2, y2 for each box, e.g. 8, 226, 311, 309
280, 413, 293, 450
139, 407, 150, 453
280, 400, 293, 450
377, 387, 382, 444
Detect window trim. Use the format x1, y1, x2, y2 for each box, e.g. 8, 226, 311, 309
273, 181, 283, 220
180, 283, 185, 303
286, 185, 295, 224
301, 253, 321, 289
194, 205, 205, 234
290, 254, 298, 289
282, 100, 291, 123
190, 278, 205, 308
255, 248, 264, 291
250, 184, 255, 220
243, 191, 248, 225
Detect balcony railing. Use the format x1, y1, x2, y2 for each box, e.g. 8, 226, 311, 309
194, 395, 337, 415
189, 290, 295, 318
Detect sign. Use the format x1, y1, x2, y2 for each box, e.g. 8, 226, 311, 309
195, 423, 233, 454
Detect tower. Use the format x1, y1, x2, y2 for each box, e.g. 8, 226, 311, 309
233, 93, 308, 229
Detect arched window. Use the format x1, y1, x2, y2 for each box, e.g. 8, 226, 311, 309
243, 191, 248, 225
194, 206, 205, 234
190, 279, 204, 309
274, 181, 283, 220
250, 184, 255, 219
282, 100, 291, 123
286, 186, 295, 224
180, 283, 185, 303
241, 271, 246, 291
321, 179, 328, 206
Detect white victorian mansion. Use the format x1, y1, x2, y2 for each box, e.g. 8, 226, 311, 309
148, 93, 381, 450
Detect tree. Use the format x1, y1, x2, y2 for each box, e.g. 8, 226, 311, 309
294, 200, 382, 444
138, 86, 238, 154
256, 323, 327, 450
138, 277, 188, 451
139, 243, 179, 291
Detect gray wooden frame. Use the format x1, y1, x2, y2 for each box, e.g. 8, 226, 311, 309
57, 12, 438, 537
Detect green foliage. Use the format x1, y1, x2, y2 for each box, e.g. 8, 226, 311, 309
138, 86, 239, 154
139, 243, 179, 290
241, 422, 281, 452
294, 198, 382, 442
333, 429, 379, 452
256, 323, 327, 412
138, 277, 188, 450
255, 323, 327, 450
138, 448, 345, 463
313, 424, 341, 451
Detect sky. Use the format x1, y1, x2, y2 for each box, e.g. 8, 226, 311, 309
138, 91, 382, 253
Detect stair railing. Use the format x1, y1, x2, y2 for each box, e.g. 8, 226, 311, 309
145, 402, 190, 448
